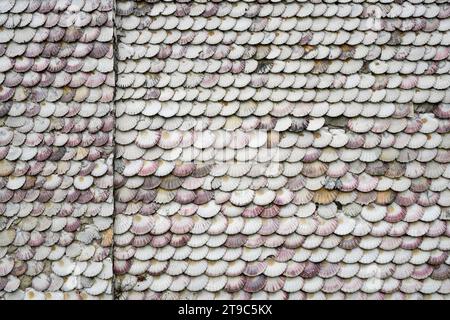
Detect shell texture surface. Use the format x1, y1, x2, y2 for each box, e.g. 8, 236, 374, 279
0, 0, 449, 300
114, 0, 450, 300
0, 0, 114, 300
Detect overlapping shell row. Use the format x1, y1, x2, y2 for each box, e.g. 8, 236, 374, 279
114, 0, 450, 300
0, 0, 114, 300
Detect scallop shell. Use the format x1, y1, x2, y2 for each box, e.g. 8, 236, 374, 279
74, 176, 94, 190
230, 190, 254, 207
158, 130, 182, 149
51, 257, 75, 277
135, 130, 161, 149
130, 215, 154, 235
0, 256, 14, 277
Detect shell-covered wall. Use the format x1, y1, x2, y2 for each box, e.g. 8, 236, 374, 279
2, 0, 450, 300
113, 0, 450, 300
0, 0, 114, 300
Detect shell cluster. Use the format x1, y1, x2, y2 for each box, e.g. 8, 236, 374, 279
0, 0, 114, 300
114, 0, 450, 300
1, 0, 450, 300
